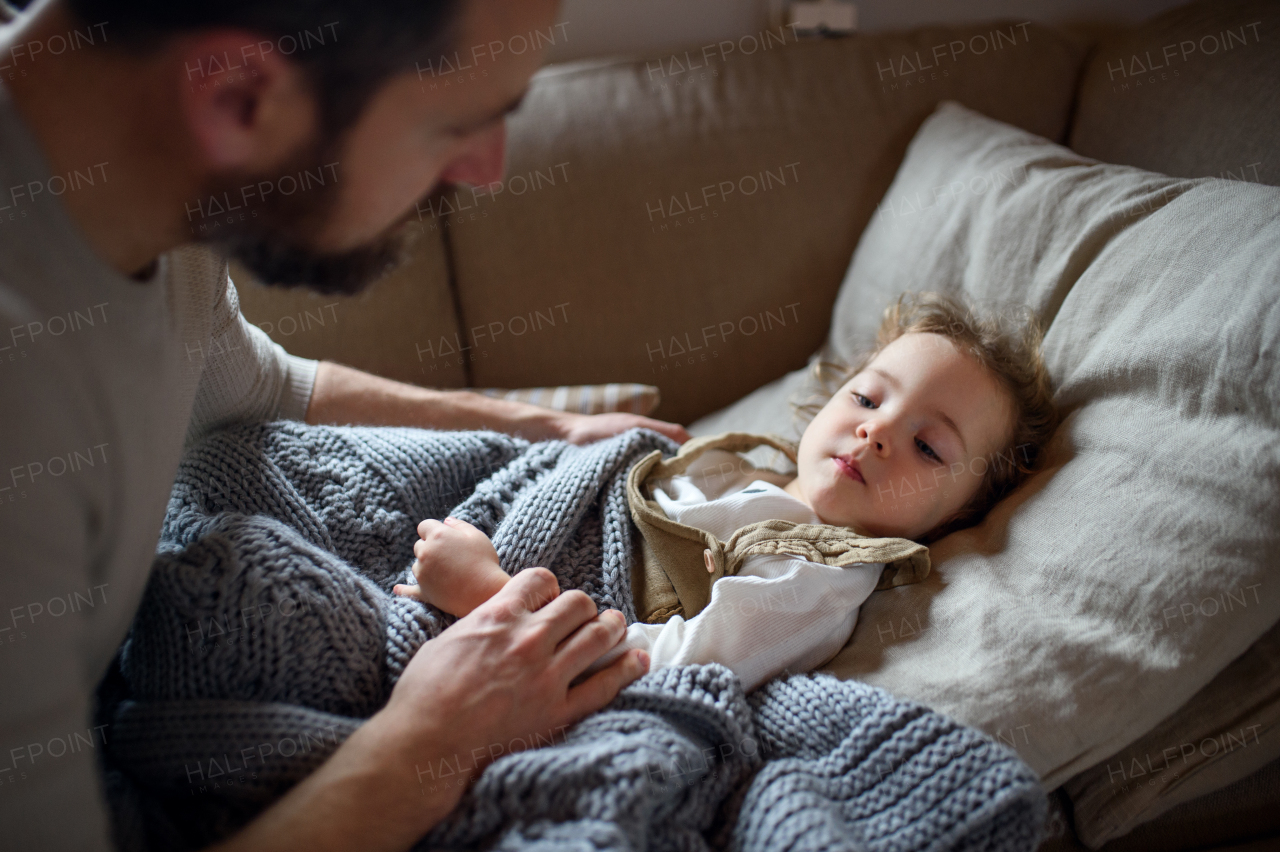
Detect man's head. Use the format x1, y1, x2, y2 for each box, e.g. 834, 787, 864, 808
788, 293, 1058, 542
62, 0, 560, 291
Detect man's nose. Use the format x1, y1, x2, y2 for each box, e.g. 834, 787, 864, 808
439, 122, 507, 189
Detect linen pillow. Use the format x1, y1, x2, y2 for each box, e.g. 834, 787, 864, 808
692, 100, 1280, 840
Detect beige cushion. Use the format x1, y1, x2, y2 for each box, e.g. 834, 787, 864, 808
232, 223, 467, 388
1069, 0, 1279, 187
473, 383, 659, 415
442, 23, 1087, 425
696, 101, 1280, 838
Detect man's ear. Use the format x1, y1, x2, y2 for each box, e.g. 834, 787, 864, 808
174, 30, 319, 173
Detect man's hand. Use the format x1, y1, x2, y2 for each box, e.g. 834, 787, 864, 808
214, 569, 648, 852
383, 568, 648, 797
551, 411, 689, 446
306, 362, 689, 446
393, 517, 510, 617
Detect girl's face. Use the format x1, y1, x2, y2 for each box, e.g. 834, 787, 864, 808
785, 332, 1014, 540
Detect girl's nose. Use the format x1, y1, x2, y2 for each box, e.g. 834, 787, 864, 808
857, 420, 889, 455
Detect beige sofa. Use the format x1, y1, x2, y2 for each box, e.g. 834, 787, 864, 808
235, 1, 1280, 849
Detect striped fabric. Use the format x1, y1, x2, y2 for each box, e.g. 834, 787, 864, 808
473, 383, 660, 416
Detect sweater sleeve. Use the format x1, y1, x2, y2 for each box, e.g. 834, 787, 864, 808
186, 270, 318, 445
586, 556, 884, 693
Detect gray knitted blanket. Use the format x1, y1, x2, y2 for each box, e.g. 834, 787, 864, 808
99, 421, 1047, 852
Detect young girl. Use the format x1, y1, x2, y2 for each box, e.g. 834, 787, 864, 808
394, 293, 1058, 691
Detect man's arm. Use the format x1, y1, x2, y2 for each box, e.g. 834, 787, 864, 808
187, 264, 318, 445
306, 360, 689, 445
210, 569, 649, 852
198, 270, 687, 446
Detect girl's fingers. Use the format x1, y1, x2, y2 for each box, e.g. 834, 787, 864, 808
393, 583, 426, 602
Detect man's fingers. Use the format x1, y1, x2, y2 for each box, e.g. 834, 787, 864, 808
564, 649, 648, 721
534, 589, 610, 650
648, 419, 690, 444
481, 566, 560, 618
629, 416, 689, 445
554, 609, 627, 676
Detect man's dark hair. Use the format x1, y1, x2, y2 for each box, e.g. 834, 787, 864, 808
64, 0, 462, 137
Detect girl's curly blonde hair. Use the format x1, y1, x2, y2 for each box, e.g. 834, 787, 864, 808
790, 292, 1059, 542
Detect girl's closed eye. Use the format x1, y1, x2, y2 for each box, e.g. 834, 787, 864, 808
915, 437, 942, 464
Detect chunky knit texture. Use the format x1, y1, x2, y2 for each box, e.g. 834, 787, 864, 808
100, 421, 1047, 851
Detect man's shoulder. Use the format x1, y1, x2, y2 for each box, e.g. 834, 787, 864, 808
166, 243, 230, 285
163, 244, 233, 317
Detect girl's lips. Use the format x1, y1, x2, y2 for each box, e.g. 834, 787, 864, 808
834, 456, 864, 483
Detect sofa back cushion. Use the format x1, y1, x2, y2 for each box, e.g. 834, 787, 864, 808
1069, 0, 1280, 187
232, 226, 468, 388
440, 23, 1086, 424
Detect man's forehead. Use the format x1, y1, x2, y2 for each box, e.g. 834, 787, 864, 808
410, 0, 557, 118
448, 0, 561, 63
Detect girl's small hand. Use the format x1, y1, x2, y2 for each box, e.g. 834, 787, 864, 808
393, 517, 511, 617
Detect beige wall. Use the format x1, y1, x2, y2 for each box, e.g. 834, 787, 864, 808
549, 0, 1191, 62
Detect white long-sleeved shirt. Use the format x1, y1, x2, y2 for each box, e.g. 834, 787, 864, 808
588, 450, 883, 693
0, 76, 317, 849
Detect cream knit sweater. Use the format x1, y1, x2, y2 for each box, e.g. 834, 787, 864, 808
0, 80, 317, 850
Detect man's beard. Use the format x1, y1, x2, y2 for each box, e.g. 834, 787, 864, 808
190, 137, 412, 296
